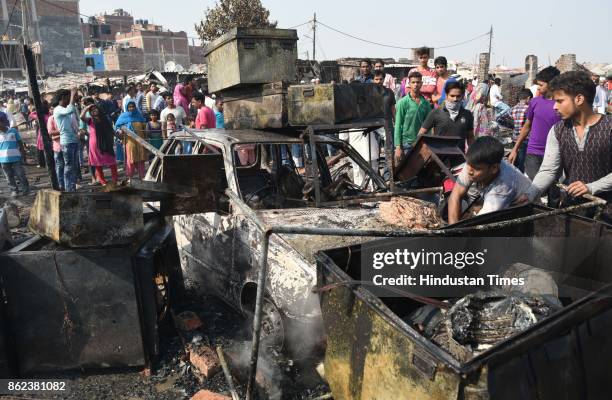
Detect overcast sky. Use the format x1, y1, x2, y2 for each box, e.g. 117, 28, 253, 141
81, 0, 611, 67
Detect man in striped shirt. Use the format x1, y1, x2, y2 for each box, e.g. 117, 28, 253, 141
0, 111, 29, 197
509, 89, 533, 172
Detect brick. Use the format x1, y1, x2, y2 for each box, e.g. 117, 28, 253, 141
189, 345, 221, 379
190, 390, 231, 400
174, 310, 203, 331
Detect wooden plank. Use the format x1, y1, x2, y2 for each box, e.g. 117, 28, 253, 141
121, 127, 165, 159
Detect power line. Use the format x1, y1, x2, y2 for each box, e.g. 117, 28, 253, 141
316, 19, 490, 50
287, 20, 312, 29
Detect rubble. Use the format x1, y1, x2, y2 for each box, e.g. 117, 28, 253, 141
175, 310, 205, 332
378, 196, 442, 229
2, 201, 21, 228
417, 291, 561, 362
189, 344, 222, 380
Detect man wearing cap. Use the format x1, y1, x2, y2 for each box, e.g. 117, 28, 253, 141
0, 111, 29, 197
594, 75, 608, 115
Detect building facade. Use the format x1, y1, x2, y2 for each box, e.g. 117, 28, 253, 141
1, 0, 85, 74
114, 23, 190, 71
81, 8, 133, 48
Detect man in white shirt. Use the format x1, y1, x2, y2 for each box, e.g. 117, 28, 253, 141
489, 78, 510, 117
593, 76, 608, 115
160, 93, 186, 138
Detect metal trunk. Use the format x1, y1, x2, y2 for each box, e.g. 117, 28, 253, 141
204, 28, 298, 93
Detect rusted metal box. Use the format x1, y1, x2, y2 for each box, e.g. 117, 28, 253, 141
288, 83, 385, 126
222, 81, 288, 129
204, 27, 298, 93
316, 208, 612, 400
28, 189, 143, 248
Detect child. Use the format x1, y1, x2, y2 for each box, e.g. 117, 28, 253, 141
509, 89, 534, 172
447, 136, 531, 223
0, 111, 30, 197
146, 110, 163, 150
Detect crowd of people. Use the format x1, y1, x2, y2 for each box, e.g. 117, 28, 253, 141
1, 53, 610, 223
351, 47, 610, 221
0, 75, 225, 196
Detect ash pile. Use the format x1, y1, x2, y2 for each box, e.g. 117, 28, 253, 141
410, 266, 562, 362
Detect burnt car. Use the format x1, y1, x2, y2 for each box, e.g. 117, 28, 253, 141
145, 128, 427, 353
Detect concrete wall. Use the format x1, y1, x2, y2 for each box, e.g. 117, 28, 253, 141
37, 15, 86, 74
477, 53, 490, 82
556, 54, 577, 73
104, 47, 144, 71
525, 55, 538, 88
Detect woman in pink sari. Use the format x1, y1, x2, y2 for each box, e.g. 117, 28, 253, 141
173, 75, 194, 114
80, 104, 118, 185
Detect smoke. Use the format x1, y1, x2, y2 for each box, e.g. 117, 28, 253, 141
232, 340, 284, 400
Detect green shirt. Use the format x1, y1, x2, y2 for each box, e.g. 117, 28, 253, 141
394, 93, 432, 147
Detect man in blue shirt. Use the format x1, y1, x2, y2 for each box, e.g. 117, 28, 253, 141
53, 88, 79, 192
0, 111, 29, 196
214, 97, 224, 129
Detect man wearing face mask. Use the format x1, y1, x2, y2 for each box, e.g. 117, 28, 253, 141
418, 81, 474, 146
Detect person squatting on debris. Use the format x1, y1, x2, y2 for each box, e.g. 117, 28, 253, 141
0, 111, 30, 197
523, 71, 612, 221
509, 89, 534, 173
447, 136, 531, 224
418, 81, 475, 146
53, 88, 80, 192
80, 104, 118, 186
508, 66, 561, 206
394, 71, 432, 163
115, 100, 148, 180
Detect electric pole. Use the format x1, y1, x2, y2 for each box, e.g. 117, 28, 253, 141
312, 13, 316, 61
487, 25, 493, 60
20, 0, 29, 45
20, 0, 59, 189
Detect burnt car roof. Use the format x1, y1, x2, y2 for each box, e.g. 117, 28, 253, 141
169, 128, 340, 144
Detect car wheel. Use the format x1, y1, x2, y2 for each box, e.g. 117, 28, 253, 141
259, 298, 285, 352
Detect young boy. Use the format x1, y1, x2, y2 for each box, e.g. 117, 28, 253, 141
394, 72, 432, 164
526, 71, 611, 210
448, 136, 531, 224
509, 88, 534, 172
0, 111, 30, 197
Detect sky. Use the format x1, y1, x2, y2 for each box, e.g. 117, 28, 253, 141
80, 0, 612, 67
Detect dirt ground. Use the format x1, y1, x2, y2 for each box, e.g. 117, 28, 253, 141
1, 129, 329, 400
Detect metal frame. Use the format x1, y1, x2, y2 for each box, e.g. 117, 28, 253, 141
225, 188, 607, 400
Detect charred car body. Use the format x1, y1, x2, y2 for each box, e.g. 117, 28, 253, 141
145, 128, 428, 352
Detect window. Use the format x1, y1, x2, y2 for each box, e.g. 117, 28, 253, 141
100, 24, 112, 35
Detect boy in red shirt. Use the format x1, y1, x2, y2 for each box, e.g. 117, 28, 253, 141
192, 93, 216, 129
